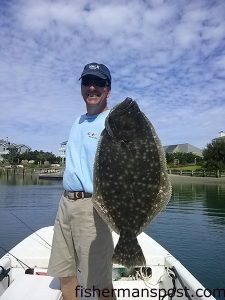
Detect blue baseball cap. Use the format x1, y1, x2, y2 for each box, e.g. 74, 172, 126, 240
79, 62, 111, 84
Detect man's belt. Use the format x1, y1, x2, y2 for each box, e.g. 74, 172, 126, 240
64, 190, 92, 200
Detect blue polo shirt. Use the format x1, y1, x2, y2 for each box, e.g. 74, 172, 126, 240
63, 110, 110, 193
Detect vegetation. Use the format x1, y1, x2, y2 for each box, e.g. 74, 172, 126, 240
2, 149, 60, 166
169, 165, 202, 171
203, 139, 225, 171
166, 152, 203, 167
2, 148, 20, 165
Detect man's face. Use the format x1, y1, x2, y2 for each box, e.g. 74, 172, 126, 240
81, 75, 111, 109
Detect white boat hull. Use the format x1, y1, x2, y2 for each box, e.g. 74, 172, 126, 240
0, 227, 216, 300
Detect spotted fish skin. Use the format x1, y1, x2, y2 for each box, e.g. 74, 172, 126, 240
92, 97, 171, 268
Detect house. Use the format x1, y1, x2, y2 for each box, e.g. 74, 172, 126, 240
213, 131, 225, 141
0, 139, 10, 160
163, 143, 203, 157
58, 141, 67, 163
0, 139, 31, 161
16, 144, 31, 154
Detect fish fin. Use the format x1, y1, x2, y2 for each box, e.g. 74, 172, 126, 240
112, 231, 146, 268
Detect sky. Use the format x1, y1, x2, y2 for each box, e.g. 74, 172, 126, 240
0, 0, 225, 155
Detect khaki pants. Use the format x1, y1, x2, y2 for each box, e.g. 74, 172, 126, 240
48, 194, 114, 289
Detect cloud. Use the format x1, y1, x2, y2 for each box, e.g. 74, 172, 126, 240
0, 0, 225, 153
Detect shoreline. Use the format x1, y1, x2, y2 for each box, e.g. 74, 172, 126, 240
169, 174, 225, 185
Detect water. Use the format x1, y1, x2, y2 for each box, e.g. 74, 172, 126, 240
0, 175, 225, 296
0, 175, 62, 255
147, 182, 225, 294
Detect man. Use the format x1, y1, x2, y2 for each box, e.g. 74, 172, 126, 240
48, 63, 116, 300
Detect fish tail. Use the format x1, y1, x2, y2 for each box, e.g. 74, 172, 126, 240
112, 231, 146, 268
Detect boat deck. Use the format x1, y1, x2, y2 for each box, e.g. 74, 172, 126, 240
0, 227, 216, 300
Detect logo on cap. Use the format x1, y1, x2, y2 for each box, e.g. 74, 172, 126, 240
89, 64, 100, 70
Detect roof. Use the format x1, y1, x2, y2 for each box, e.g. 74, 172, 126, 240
16, 144, 32, 150
0, 140, 10, 146
0, 140, 31, 151
163, 145, 178, 153
163, 143, 203, 157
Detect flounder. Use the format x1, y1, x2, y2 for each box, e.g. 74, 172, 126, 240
92, 97, 171, 268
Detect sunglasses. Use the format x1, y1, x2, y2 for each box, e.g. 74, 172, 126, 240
81, 76, 108, 87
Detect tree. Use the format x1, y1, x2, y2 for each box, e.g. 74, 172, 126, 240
203, 138, 225, 171
2, 148, 60, 166
19, 150, 60, 165
2, 147, 20, 164
166, 152, 203, 166
166, 153, 174, 164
